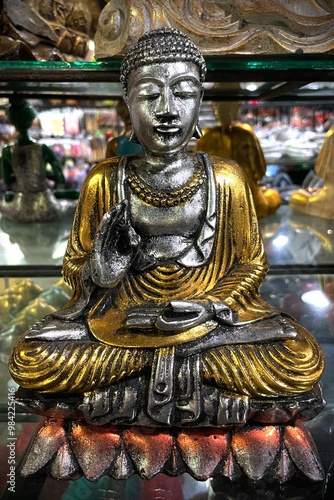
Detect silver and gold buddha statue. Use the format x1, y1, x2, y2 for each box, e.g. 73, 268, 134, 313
9, 28, 325, 483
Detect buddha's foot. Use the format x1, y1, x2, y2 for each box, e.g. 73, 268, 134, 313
20, 418, 324, 483
289, 185, 334, 219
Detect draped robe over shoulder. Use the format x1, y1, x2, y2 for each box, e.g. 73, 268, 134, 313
9, 154, 324, 398
64, 153, 273, 324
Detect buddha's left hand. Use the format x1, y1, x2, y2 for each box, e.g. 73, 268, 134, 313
126, 299, 237, 331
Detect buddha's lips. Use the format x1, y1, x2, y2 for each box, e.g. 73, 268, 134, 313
155, 125, 181, 133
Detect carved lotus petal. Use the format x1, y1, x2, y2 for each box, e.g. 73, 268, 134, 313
283, 424, 324, 481
163, 443, 187, 476
177, 429, 229, 480
271, 443, 295, 483
21, 418, 67, 477
123, 427, 173, 479
232, 426, 280, 480
108, 442, 134, 479
70, 422, 121, 481
49, 441, 79, 479
221, 450, 243, 481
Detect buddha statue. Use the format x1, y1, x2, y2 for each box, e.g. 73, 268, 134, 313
9, 29, 325, 483
289, 125, 334, 219
0, 98, 76, 222
195, 100, 281, 218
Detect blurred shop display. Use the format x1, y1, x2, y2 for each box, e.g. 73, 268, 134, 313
289, 126, 334, 219
1, 98, 333, 213
241, 104, 334, 202
0, 99, 122, 192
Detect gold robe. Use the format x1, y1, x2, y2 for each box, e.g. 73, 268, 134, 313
9, 155, 324, 397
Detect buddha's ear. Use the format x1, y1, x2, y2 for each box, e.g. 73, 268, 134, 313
129, 129, 140, 143
123, 93, 129, 106
193, 123, 203, 139
193, 86, 204, 139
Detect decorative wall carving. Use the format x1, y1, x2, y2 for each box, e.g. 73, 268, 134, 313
94, 0, 334, 59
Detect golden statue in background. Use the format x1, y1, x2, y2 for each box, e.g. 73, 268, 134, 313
290, 126, 334, 219
195, 101, 281, 218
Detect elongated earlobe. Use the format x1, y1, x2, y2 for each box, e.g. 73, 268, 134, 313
193, 123, 203, 139
129, 129, 140, 143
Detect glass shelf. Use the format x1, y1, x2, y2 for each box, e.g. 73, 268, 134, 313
0, 205, 334, 276
0, 55, 334, 100
0, 214, 73, 268
1, 54, 334, 75
259, 205, 334, 269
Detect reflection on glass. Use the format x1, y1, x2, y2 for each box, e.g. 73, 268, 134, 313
260, 205, 334, 266
0, 216, 72, 265
302, 290, 331, 309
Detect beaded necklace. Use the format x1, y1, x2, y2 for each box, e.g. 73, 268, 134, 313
126, 162, 205, 207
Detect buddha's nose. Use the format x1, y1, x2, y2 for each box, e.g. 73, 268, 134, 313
156, 89, 178, 118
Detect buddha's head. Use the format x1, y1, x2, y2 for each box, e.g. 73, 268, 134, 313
120, 28, 206, 97
120, 28, 207, 154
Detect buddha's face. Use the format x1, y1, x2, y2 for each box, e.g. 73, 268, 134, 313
126, 61, 203, 155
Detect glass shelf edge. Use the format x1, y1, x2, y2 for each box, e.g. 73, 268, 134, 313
0, 60, 122, 70
0, 55, 333, 72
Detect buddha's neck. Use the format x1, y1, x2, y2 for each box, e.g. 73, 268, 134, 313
132, 150, 197, 191
143, 150, 193, 174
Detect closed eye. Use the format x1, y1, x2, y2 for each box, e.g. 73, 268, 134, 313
173, 90, 199, 98
172, 81, 201, 98
138, 92, 161, 100
136, 82, 162, 99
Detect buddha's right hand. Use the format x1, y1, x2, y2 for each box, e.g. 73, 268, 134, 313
90, 200, 140, 288
126, 301, 211, 331
155, 300, 215, 332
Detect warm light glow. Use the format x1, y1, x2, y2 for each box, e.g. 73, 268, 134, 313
272, 234, 289, 248
301, 290, 331, 308
245, 83, 258, 91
